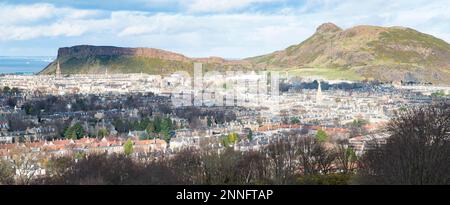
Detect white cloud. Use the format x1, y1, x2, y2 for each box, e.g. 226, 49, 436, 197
185, 0, 280, 13
0, 0, 449, 57
0, 3, 106, 41
0, 3, 55, 24
0, 22, 89, 40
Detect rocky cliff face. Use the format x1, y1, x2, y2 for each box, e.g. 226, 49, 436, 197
315, 22, 343, 34
40, 45, 250, 75
58, 45, 198, 62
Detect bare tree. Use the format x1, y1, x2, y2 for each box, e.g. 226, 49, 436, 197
41, 156, 75, 182
236, 151, 270, 184
335, 140, 357, 174
200, 148, 243, 185
0, 159, 15, 185
266, 137, 299, 184
169, 148, 203, 184
313, 143, 337, 174
295, 136, 318, 175
9, 146, 42, 185
357, 102, 450, 185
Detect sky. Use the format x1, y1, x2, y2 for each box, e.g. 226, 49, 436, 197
0, 0, 449, 58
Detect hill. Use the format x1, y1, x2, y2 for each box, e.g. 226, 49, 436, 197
248, 23, 450, 83
39, 23, 450, 83
38, 45, 251, 75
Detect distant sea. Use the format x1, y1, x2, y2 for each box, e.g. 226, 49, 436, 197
0, 56, 55, 74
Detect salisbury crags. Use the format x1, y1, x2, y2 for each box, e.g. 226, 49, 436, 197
39, 45, 251, 75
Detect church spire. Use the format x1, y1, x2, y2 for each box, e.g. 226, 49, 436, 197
316, 80, 323, 103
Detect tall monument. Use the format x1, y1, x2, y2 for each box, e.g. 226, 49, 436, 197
316, 80, 323, 103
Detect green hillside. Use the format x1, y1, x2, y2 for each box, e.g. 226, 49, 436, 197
248, 23, 450, 83
39, 23, 450, 84
39, 54, 245, 76
40, 55, 194, 75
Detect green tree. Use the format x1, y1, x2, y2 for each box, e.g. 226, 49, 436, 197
221, 135, 230, 147
123, 139, 134, 156
247, 129, 253, 141
219, 133, 239, 147
161, 118, 172, 131
431, 90, 446, 97
72, 123, 85, 139
139, 118, 151, 130
2, 86, 11, 95
64, 126, 75, 139
160, 117, 173, 140
131, 121, 141, 131
113, 118, 126, 133
228, 133, 239, 144
146, 121, 155, 134
64, 123, 85, 139
154, 117, 162, 133
97, 128, 109, 138
349, 118, 369, 138
316, 129, 328, 142
290, 117, 300, 124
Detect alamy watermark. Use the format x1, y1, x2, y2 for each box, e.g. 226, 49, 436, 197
169, 63, 280, 113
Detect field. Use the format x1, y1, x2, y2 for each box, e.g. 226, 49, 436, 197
281, 67, 364, 81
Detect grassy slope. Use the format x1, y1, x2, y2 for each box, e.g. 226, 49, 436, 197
39, 25, 450, 83
285, 68, 364, 81
250, 26, 450, 83
372, 28, 450, 68
41, 55, 196, 75
40, 55, 255, 76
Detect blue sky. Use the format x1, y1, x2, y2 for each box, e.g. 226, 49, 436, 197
0, 0, 449, 58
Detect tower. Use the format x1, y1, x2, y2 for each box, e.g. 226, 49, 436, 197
316, 80, 323, 104
56, 60, 61, 78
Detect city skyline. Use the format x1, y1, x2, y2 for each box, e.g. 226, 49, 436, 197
0, 0, 449, 188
